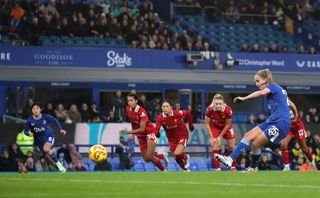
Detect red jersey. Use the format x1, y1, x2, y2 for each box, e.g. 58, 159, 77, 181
126, 105, 155, 137
290, 116, 305, 130
155, 110, 193, 141
205, 104, 233, 129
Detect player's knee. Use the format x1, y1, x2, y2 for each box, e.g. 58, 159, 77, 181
280, 144, 287, 150
143, 155, 152, 162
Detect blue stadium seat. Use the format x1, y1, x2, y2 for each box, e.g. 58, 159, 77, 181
133, 163, 145, 171
110, 158, 120, 170
144, 163, 157, 171
167, 162, 179, 172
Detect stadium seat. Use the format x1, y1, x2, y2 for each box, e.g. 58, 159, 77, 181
133, 163, 145, 172
144, 163, 157, 171
167, 162, 179, 172
110, 158, 120, 170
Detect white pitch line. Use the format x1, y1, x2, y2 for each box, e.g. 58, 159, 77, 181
0, 177, 319, 190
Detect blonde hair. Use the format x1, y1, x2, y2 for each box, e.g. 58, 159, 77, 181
256, 69, 273, 83
212, 93, 224, 104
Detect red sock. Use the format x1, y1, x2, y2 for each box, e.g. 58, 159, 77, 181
174, 153, 187, 170
155, 153, 164, 160
281, 148, 289, 165
154, 160, 165, 171
304, 148, 313, 162
211, 150, 220, 169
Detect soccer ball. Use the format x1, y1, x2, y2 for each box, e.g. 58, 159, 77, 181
89, 144, 107, 163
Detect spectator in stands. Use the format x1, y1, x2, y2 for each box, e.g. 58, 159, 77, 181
263, 46, 269, 53
305, 114, 311, 123
35, 156, 49, 172
115, 136, 134, 170
248, 113, 256, 125
282, 45, 289, 53
25, 157, 36, 172
308, 46, 317, 54
92, 115, 102, 122
225, 1, 240, 23
46, 0, 57, 16
16, 130, 34, 155
55, 103, 68, 122
80, 102, 92, 122
251, 42, 260, 52
8, 143, 24, 162
21, 98, 33, 120
0, 0, 13, 26
68, 104, 82, 123
57, 144, 72, 164
203, 42, 210, 51
298, 45, 305, 54
171, 20, 183, 35
42, 102, 56, 117
269, 43, 279, 53
292, 142, 303, 162
75, 160, 86, 171
256, 113, 265, 124
94, 159, 112, 171
106, 111, 117, 122
258, 154, 271, 170
313, 115, 319, 123
57, 153, 68, 170
69, 144, 82, 168
10, 2, 25, 29
89, 103, 100, 119
239, 42, 249, 52
113, 90, 125, 122
0, 149, 18, 172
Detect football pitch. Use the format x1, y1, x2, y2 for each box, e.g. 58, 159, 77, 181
1, 171, 319, 198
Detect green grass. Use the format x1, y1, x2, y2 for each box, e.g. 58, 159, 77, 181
0, 171, 319, 198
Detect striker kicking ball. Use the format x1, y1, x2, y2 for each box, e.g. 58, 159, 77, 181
89, 144, 107, 163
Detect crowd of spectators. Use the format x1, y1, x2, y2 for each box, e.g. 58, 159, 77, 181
0, 0, 319, 53
0, 0, 213, 51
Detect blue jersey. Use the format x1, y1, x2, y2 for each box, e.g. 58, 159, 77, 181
24, 114, 62, 137
265, 83, 291, 123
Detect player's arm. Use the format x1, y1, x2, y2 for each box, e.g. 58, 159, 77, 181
46, 114, 67, 135
23, 120, 32, 137
218, 118, 232, 138
181, 110, 194, 132
120, 121, 147, 135
205, 116, 214, 146
154, 116, 162, 138
234, 88, 270, 103
289, 100, 298, 122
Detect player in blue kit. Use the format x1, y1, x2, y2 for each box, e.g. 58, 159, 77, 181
24, 102, 67, 173
215, 69, 291, 172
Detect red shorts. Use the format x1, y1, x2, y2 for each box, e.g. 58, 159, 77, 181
288, 123, 307, 141
211, 127, 235, 140
168, 138, 188, 152
137, 134, 157, 151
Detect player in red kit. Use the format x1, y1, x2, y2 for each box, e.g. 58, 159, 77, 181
155, 101, 194, 172
280, 100, 315, 171
120, 93, 166, 171
205, 94, 236, 172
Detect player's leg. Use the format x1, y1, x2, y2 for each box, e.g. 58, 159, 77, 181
211, 127, 221, 171
173, 140, 189, 171
43, 141, 66, 173
298, 138, 315, 170
280, 134, 292, 171
248, 132, 269, 170
146, 135, 166, 171
225, 137, 236, 171
215, 126, 264, 167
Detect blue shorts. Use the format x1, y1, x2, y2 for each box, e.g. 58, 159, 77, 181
34, 132, 55, 153
258, 121, 290, 144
